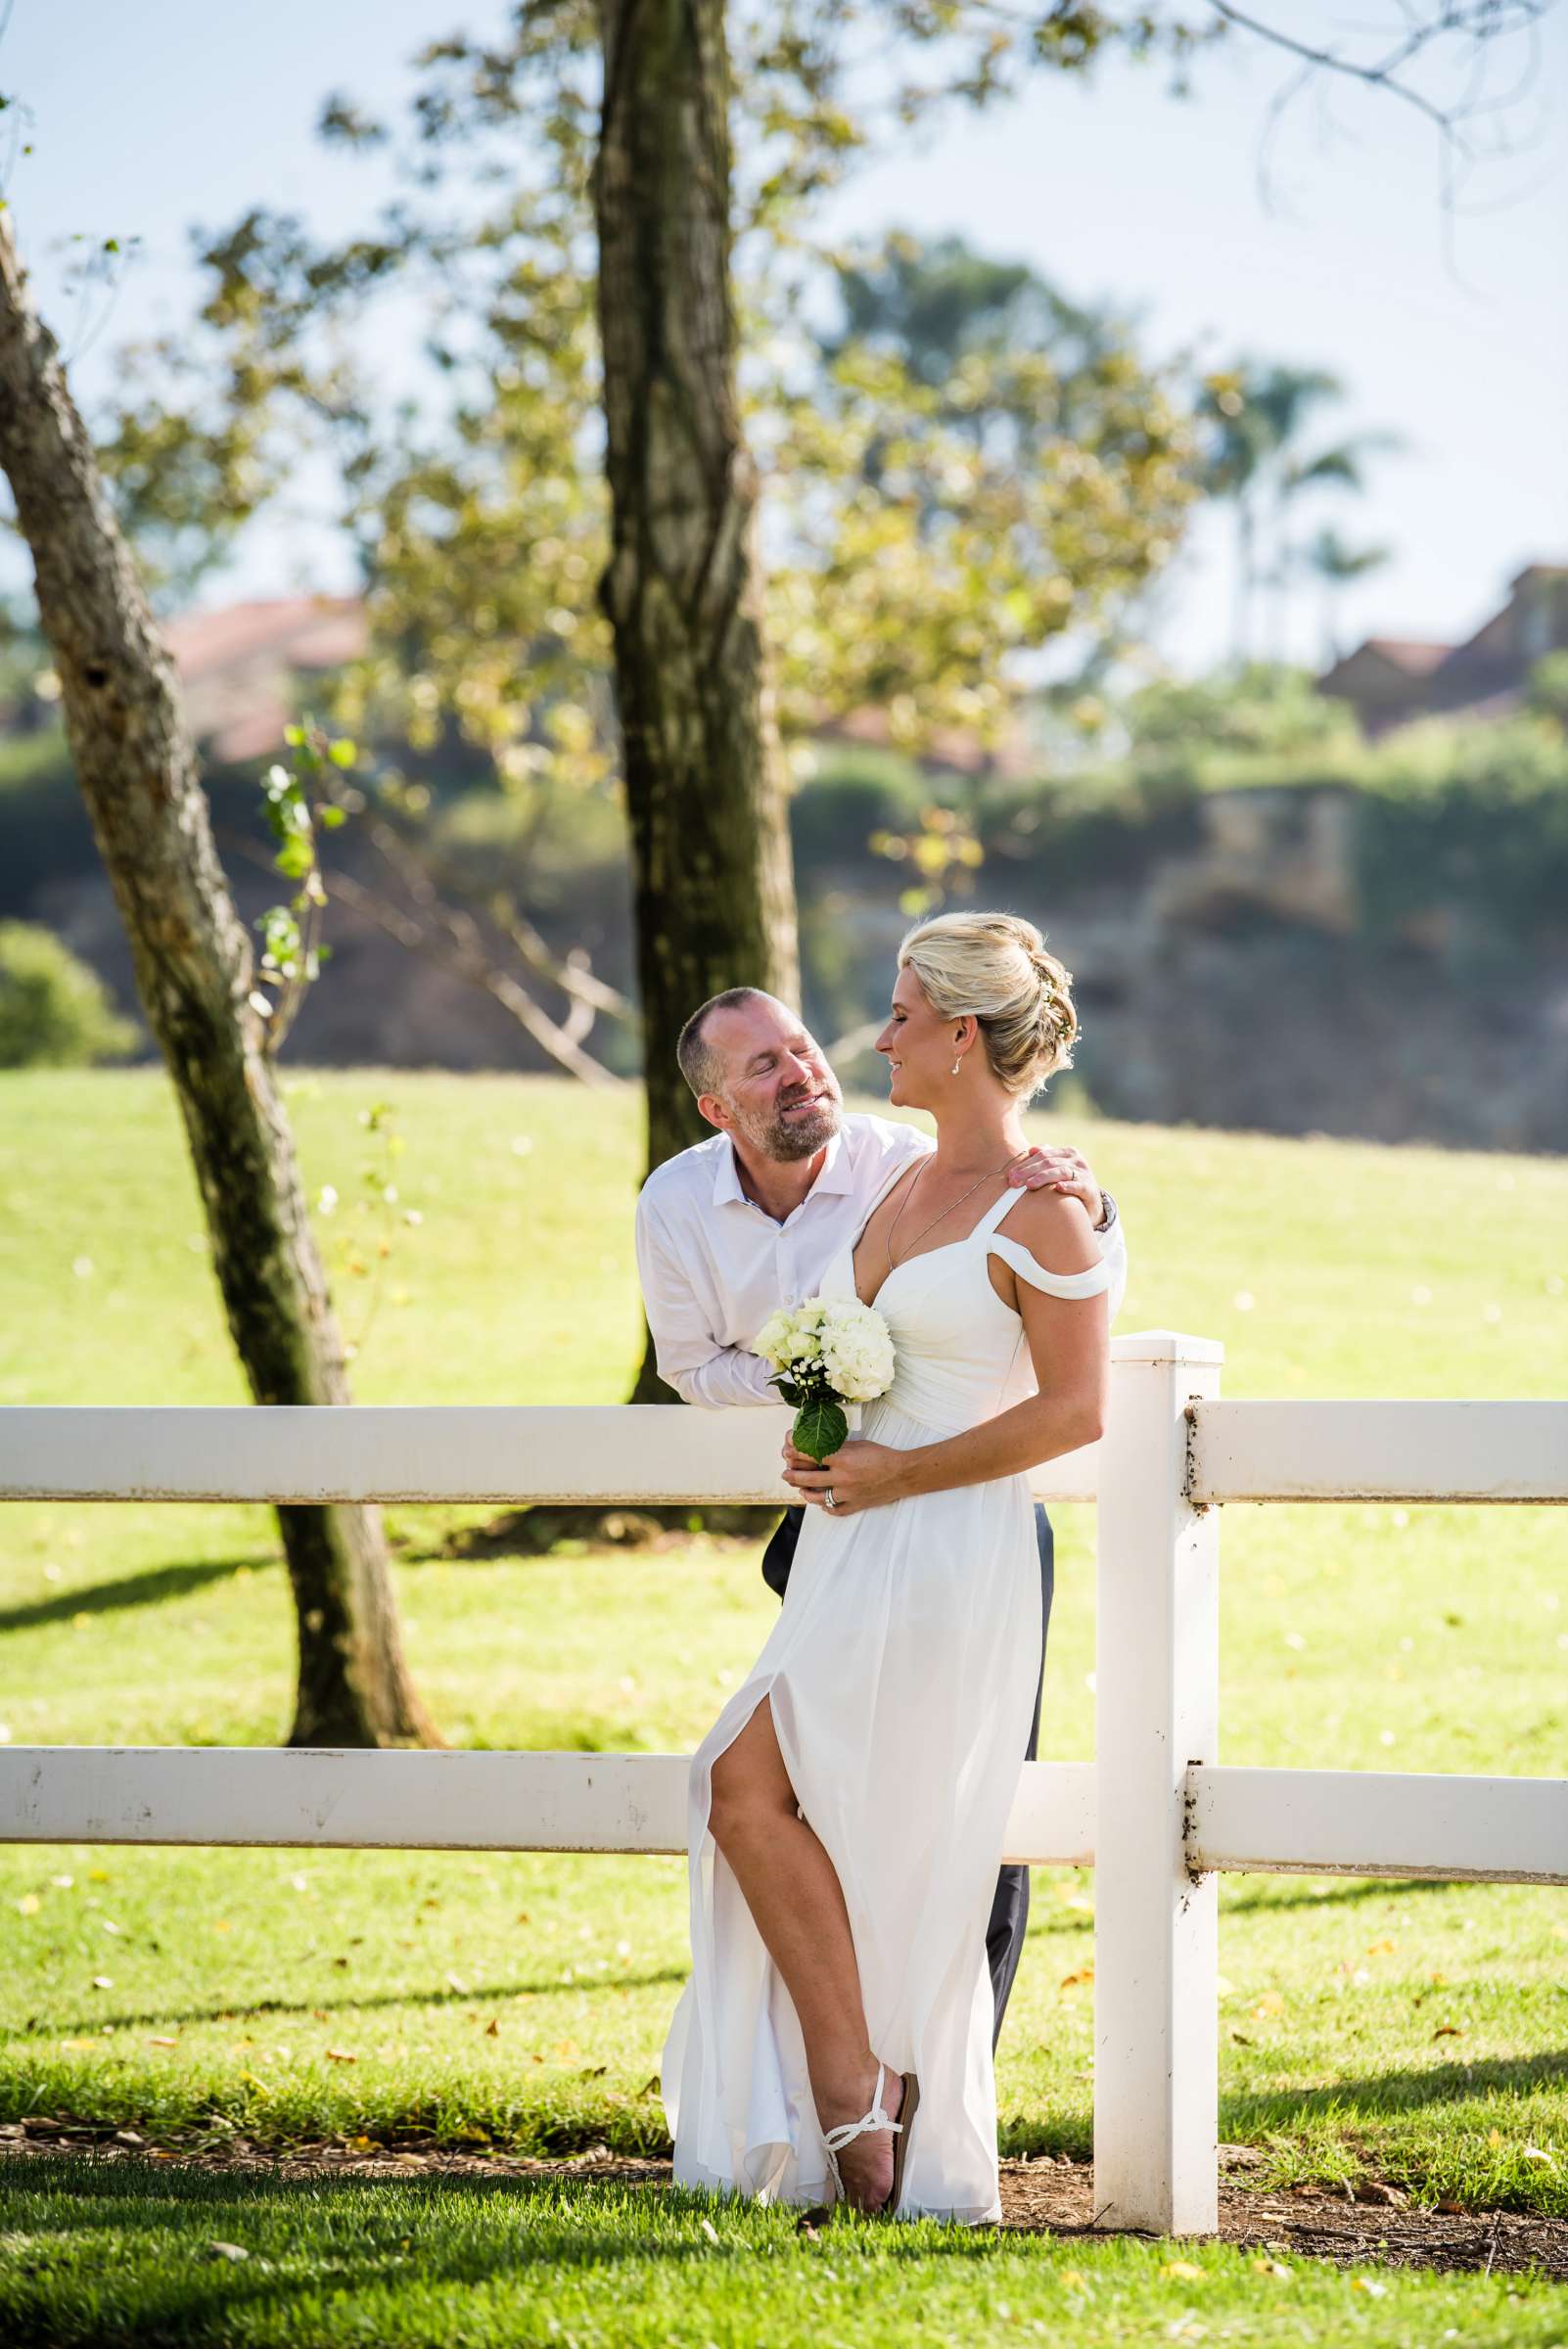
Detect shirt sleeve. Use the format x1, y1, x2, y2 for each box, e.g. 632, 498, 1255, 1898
633, 1191, 779, 1410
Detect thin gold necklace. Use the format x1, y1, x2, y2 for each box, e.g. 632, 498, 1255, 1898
886, 1155, 1014, 1273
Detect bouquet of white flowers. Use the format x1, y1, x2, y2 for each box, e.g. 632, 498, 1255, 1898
752, 1295, 897, 1462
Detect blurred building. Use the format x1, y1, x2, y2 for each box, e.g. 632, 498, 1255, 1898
1316, 561, 1566, 738
160, 594, 369, 764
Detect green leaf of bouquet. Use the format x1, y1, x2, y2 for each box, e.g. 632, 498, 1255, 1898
793, 1398, 848, 1462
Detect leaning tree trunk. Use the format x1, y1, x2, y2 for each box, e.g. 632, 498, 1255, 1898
0, 207, 439, 1750
593, 0, 800, 1402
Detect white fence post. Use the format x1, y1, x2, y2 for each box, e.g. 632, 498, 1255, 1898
1092, 1330, 1225, 2236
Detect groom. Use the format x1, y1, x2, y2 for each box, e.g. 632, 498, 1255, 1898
635, 986, 1127, 2053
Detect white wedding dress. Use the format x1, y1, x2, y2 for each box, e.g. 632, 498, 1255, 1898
660, 1175, 1116, 2225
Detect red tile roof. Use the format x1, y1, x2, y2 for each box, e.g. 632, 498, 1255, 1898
1359, 637, 1453, 676
162, 595, 367, 681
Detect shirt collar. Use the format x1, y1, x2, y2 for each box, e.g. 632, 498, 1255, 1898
713, 1121, 853, 1209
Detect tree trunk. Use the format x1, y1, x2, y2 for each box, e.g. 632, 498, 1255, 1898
0, 207, 438, 1750
593, 0, 800, 1392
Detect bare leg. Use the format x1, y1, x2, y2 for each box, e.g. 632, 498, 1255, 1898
707, 1692, 905, 2210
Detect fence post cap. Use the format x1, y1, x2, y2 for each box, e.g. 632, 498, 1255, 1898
1110, 1329, 1225, 1366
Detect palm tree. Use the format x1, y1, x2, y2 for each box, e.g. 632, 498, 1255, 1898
1195, 366, 1278, 667
1198, 360, 1404, 666
1299, 525, 1394, 668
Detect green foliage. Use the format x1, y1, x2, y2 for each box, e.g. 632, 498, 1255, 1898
1350, 714, 1568, 948
766, 310, 1199, 750
788, 747, 932, 866
790, 1394, 849, 1462
249, 718, 356, 1051
1122, 661, 1361, 761
0, 921, 136, 1069
75, 28, 1216, 797
1525, 649, 1568, 728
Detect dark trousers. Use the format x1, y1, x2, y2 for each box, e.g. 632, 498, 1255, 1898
760, 1499, 1053, 2055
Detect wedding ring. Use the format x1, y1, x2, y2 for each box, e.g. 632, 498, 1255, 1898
823, 1488, 839, 1511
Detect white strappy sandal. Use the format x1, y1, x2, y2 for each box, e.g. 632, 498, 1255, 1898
820, 2060, 919, 2216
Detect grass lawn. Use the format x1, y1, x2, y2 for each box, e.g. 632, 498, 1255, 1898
2, 1068, 1565, 2343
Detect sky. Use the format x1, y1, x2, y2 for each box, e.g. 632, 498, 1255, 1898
3, 1, 1565, 678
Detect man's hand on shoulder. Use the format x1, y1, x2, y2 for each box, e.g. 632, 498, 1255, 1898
1004, 1141, 1106, 1230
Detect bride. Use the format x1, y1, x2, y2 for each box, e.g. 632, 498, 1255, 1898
659, 910, 1115, 2226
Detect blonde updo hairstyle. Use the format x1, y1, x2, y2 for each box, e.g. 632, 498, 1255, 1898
898, 910, 1079, 1104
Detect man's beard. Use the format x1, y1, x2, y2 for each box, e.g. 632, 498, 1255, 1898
733, 1082, 843, 1163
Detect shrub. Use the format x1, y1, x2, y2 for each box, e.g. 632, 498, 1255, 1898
0, 921, 138, 1068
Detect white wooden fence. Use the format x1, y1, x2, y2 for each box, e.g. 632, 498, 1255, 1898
2, 1328, 1565, 2236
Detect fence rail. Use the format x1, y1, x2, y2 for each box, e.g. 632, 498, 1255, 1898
3, 1329, 1565, 2237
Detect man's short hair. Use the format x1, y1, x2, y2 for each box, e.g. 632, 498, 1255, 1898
676, 987, 771, 1100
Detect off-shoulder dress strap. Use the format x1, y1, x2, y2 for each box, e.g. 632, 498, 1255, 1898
978, 1184, 1113, 1300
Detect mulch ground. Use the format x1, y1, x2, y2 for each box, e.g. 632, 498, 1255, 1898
2, 2124, 1563, 2281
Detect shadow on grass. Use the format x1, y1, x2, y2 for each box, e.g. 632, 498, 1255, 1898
1221, 2045, 1568, 2132
1024, 1873, 1475, 1943
0, 2152, 984, 2345
0, 1557, 273, 1636
1219, 1875, 1466, 1918
42, 1964, 691, 2039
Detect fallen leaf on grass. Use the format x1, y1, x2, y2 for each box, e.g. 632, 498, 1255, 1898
1252, 2259, 1292, 2280
556, 2038, 580, 2058
90, 1975, 114, 1990
484, 2018, 500, 2038
699, 2217, 720, 2245
1351, 2278, 1387, 2297
207, 2241, 250, 2263
325, 2049, 357, 2063
1432, 2025, 1463, 2039
1163, 2260, 1206, 2280
146, 2035, 178, 2049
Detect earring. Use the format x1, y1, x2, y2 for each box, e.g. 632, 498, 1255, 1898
950, 1054, 961, 1076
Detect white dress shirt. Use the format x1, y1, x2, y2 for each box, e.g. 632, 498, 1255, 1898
635, 1112, 1127, 1408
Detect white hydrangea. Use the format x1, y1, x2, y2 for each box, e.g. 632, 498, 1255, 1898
754, 1295, 895, 1403
818, 1303, 896, 1401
